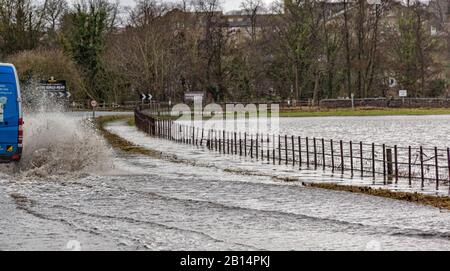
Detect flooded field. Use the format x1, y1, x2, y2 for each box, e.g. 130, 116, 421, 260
279, 115, 450, 148
182, 114, 450, 148
1, 113, 450, 250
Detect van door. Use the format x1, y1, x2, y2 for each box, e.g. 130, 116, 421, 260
0, 67, 19, 149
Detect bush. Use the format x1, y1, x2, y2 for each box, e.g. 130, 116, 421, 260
7, 49, 86, 100
427, 79, 447, 97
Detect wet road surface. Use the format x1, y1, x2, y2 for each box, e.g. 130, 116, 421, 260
1, 117, 450, 250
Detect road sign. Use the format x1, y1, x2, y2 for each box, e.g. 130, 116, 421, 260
184, 92, 204, 102
388, 77, 397, 88
91, 100, 98, 107
399, 90, 407, 97
140, 93, 152, 101
45, 91, 71, 98
39, 78, 71, 99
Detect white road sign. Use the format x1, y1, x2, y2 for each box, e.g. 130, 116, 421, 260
399, 90, 407, 97
140, 93, 152, 101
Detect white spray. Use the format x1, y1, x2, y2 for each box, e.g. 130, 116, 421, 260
0, 81, 113, 179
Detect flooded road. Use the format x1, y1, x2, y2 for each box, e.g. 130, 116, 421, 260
1, 113, 450, 250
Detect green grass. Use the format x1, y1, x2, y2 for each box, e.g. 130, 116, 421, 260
126, 118, 135, 126
95, 115, 161, 157
278, 107, 450, 117
143, 107, 450, 120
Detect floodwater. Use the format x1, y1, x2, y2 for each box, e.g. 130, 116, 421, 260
1, 113, 450, 250
279, 115, 450, 148
183, 114, 450, 148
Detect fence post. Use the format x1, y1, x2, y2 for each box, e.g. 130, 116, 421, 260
350, 141, 354, 177
306, 137, 310, 168
435, 147, 439, 191
261, 134, 264, 160
273, 135, 276, 165
360, 142, 363, 177
292, 136, 296, 167
372, 143, 376, 180
408, 146, 412, 186
207, 129, 210, 149
394, 145, 399, 184
256, 133, 259, 160
223, 130, 226, 153
447, 148, 450, 195
231, 132, 234, 155
195, 127, 199, 146
250, 135, 254, 158
244, 133, 247, 157
267, 135, 270, 163
313, 138, 317, 169
330, 140, 334, 173
215, 130, 218, 151
298, 136, 302, 168
285, 135, 288, 165
200, 128, 204, 146
227, 132, 230, 154
386, 147, 393, 182
181, 125, 184, 144
234, 132, 237, 155
340, 140, 344, 175
278, 135, 281, 165
420, 146, 425, 188
239, 132, 242, 156
322, 138, 325, 170
382, 144, 387, 184
219, 131, 222, 153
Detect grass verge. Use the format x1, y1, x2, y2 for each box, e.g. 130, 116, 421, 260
306, 183, 450, 210
96, 115, 450, 210
95, 115, 160, 157
279, 107, 450, 117
142, 107, 450, 120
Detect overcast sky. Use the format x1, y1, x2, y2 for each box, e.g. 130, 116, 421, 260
69, 0, 276, 11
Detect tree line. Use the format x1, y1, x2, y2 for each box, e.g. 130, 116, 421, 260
1, 0, 449, 104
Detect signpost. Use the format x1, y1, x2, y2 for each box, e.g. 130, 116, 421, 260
39, 77, 71, 99
91, 100, 98, 118
399, 89, 407, 105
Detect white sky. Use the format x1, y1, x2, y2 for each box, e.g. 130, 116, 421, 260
69, 0, 276, 11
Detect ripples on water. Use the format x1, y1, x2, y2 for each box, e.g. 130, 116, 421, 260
2, 113, 450, 250
279, 115, 450, 148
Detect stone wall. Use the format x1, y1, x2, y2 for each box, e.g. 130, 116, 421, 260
319, 98, 450, 108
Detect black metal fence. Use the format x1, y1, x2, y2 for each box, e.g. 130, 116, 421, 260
135, 107, 450, 194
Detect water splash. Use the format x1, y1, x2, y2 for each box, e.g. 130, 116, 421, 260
17, 112, 113, 178
0, 81, 113, 179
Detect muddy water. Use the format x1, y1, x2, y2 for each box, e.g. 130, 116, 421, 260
2, 115, 450, 250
